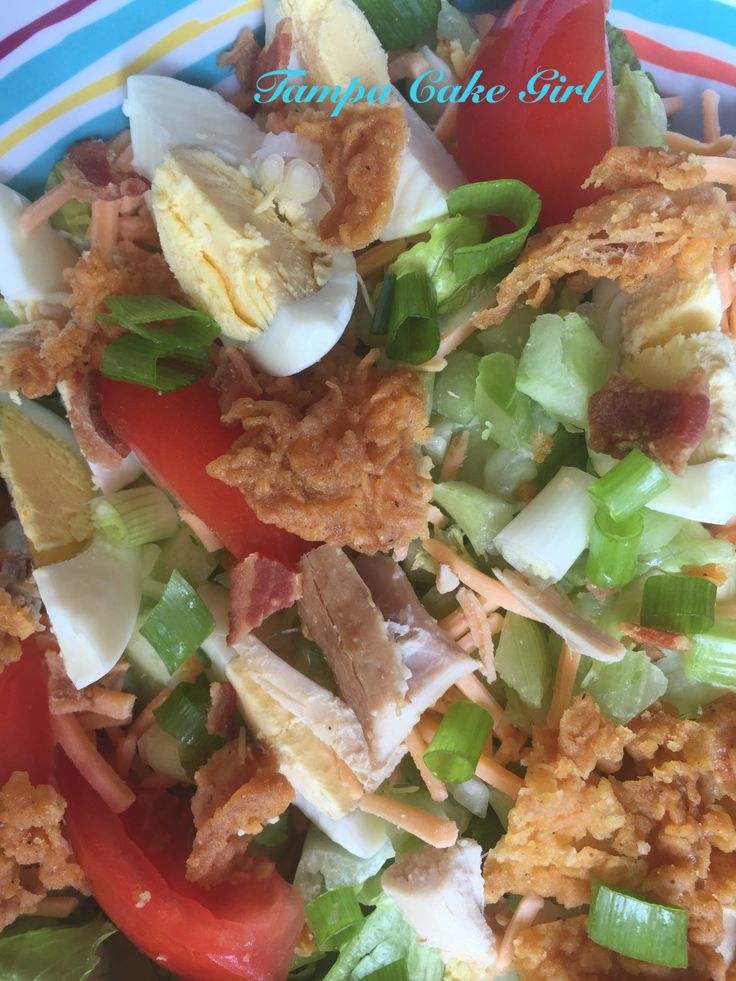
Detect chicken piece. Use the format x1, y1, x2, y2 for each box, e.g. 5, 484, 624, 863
209, 349, 431, 555
226, 634, 375, 819
383, 840, 497, 978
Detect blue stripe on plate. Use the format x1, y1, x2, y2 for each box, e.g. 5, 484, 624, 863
7, 49, 231, 199
613, 0, 736, 47
0, 0, 199, 125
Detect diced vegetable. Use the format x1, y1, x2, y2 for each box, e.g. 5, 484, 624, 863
372, 271, 439, 365
494, 467, 596, 583
294, 827, 395, 904
0, 917, 114, 981
432, 481, 515, 555
686, 620, 736, 690
475, 353, 534, 450
140, 570, 214, 673
516, 312, 608, 430
306, 887, 364, 952
45, 161, 91, 240
645, 460, 736, 526
586, 509, 643, 588
433, 350, 480, 425
582, 649, 667, 724
615, 66, 667, 148
91, 485, 179, 549
495, 612, 549, 709
640, 574, 716, 636
352, 0, 441, 50
424, 701, 493, 783
606, 21, 643, 84
587, 877, 688, 969
588, 449, 670, 521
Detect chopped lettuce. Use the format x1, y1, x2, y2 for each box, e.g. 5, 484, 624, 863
475, 352, 556, 452
495, 612, 550, 709
437, 0, 478, 51
615, 66, 668, 148
516, 312, 609, 430
582, 648, 667, 724
482, 446, 536, 500
657, 649, 728, 717
639, 517, 736, 574
391, 215, 485, 314
432, 350, 480, 424
606, 21, 641, 85
0, 917, 114, 981
294, 828, 395, 904
432, 481, 516, 555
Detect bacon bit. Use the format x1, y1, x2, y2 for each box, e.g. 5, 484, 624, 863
206, 682, 237, 740
88, 199, 120, 258
683, 563, 729, 587
359, 793, 458, 848
588, 372, 710, 475
227, 553, 302, 646
356, 238, 408, 277
702, 156, 736, 185
662, 96, 684, 116
496, 893, 545, 973
547, 643, 582, 731
253, 20, 292, 91
457, 587, 495, 681
423, 540, 540, 620
61, 138, 149, 202
18, 181, 76, 236
405, 729, 448, 803
440, 430, 470, 483
217, 26, 262, 91
619, 621, 691, 652
178, 509, 223, 552
667, 132, 734, 155
51, 713, 135, 813
703, 89, 722, 144
29, 895, 80, 919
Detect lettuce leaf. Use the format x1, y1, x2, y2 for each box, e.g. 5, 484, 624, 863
44, 163, 91, 242
0, 917, 114, 981
615, 66, 667, 148
606, 22, 641, 85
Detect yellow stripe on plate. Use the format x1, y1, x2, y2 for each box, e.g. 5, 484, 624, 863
0, 0, 259, 157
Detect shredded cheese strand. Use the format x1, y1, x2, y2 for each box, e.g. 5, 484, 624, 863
457, 587, 496, 680
496, 893, 545, 972
406, 729, 448, 803
359, 793, 458, 848
418, 713, 522, 797
701, 156, 736, 185
703, 89, 722, 144
440, 430, 470, 482
439, 598, 502, 640
18, 180, 76, 236
547, 643, 582, 730
88, 198, 120, 257
51, 713, 135, 814
666, 132, 734, 155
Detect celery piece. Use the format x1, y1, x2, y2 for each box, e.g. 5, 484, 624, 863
432, 481, 516, 555
516, 312, 609, 430
495, 612, 550, 709
583, 649, 667, 724
433, 350, 480, 424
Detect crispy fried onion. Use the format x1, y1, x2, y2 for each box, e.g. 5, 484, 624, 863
486, 694, 736, 980
187, 740, 294, 887
0, 772, 85, 930
0, 588, 37, 672
60, 138, 149, 202
470, 148, 736, 334
0, 245, 180, 398
208, 349, 431, 555
281, 103, 408, 250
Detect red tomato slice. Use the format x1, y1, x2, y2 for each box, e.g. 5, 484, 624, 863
0, 638, 52, 786
98, 377, 309, 567
455, 0, 617, 228
58, 755, 304, 981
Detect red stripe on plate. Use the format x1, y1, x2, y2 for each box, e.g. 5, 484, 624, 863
624, 29, 736, 88
0, 0, 99, 61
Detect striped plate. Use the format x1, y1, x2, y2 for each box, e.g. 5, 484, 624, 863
0, 0, 734, 198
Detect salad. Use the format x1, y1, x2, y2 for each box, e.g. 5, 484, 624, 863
0, 0, 735, 978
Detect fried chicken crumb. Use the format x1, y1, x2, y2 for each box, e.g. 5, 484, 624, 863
0, 587, 36, 674
283, 103, 408, 250
0, 772, 85, 931
208, 349, 431, 555
187, 740, 294, 887
486, 695, 736, 980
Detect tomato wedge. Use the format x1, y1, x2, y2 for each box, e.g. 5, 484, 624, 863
455, 0, 617, 227
58, 755, 304, 981
99, 377, 309, 567
0, 638, 52, 786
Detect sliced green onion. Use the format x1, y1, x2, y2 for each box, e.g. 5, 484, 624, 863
100, 295, 216, 331
423, 700, 493, 783
154, 674, 211, 745
587, 449, 670, 521
587, 877, 688, 969
432, 481, 515, 556
640, 574, 716, 636
352, 0, 440, 50
383, 271, 439, 365
586, 509, 643, 589
495, 612, 550, 709
305, 887, 364, 952
140, 570, 214, 672
91, 485, 179, 548
0, 297, 20, 327
370, 273, 396, 337
447, 179, 541, 281
360, 961, 410, 981
686, 620, 736, 690
101, 333, 201, 391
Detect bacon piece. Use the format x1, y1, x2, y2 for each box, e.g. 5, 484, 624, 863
217, 27, 262, 90
588, 372, 710, 474
206, 682, 237, 739
210, 347, 261, 418
619, 622, 691, 652
60, 139, 149, 202
61, 372, 130, 468
254, 19, 293, 86
227, 553, 302, 645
